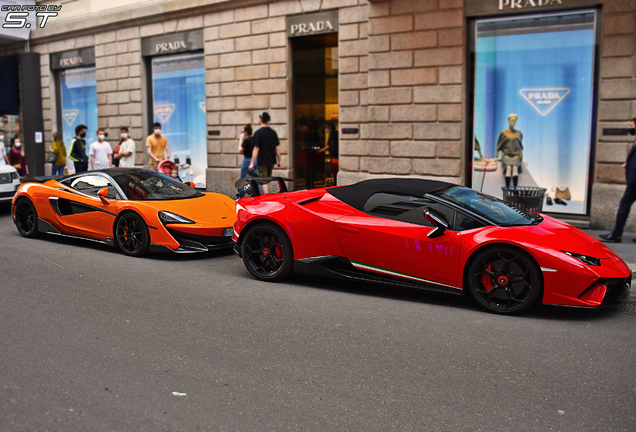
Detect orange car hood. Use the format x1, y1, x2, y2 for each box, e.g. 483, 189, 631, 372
123, 193, 235, 223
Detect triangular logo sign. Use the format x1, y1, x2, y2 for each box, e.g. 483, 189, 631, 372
519, 88, 570, 117
154, 104, 176, 124
199, 101, 206, 114
62, 109, 79, 127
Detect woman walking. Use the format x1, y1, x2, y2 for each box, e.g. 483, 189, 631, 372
8, 136, 28, 177
50, 132, 66, 176
237, 123, 256, 197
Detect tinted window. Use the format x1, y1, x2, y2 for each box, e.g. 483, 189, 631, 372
112, 171, 203, 201
436, 186, 541, 226
66, 175, 119, 199
364, 193, 454, 229
454, 212, 486, 231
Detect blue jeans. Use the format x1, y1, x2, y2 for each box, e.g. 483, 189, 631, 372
238, 157, 258, 197
51, 165, 65, 176
612, 185, 636, 238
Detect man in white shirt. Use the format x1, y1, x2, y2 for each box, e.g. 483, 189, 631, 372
89, 129, 112, 170
115, 126, 136, 167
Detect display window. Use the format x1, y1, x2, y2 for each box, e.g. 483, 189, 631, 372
151, 53, 206, 187
292, 34, 339, 190
59, 67, 98, 173
471, 10, 597, 215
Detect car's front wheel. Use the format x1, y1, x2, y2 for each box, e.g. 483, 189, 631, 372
14, 198, 39, 238
241, 222, 293, 281
466, 246, 542, 314
115, 212, 150, 257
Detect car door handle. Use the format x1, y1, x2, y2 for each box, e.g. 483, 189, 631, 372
338, 225, 359, 234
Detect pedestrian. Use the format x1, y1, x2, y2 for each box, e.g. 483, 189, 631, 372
49, 131, 66, 176
237, 123, 256, 197
249, 112, 281, 194
89, 129, 112, 170
68, 124, 88, 173
146, 122, 170, 170
600, 117, 636, 243
114, 126, 136, 168
0, 129, 9, 165
8, 136, 28, 177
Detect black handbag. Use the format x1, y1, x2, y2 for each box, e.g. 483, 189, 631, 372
47, 151, 57, 164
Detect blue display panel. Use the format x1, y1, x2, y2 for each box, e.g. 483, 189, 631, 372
60, 67, 98, 173
152, 54, 207, 187
472, 11, 596, 215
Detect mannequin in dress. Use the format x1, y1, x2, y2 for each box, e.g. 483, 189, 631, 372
495, 113, 523, 188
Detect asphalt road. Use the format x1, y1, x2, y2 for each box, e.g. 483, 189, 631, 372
0, 204, 635, 432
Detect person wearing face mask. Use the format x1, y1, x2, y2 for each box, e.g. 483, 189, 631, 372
600, 117, 636, 243
49, 131, 66, 176
114, 126, 136, 168
89, 129, 112, 170
0, 129, 9, 165
9, 136, 28, 177
68, 124, 88, 173
146, 122, 170, 170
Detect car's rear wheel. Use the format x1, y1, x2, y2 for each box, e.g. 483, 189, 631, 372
467, 246, 542, 314
241, 222, 293, 281
14, 198, 39, 238
115, 212, 150, 257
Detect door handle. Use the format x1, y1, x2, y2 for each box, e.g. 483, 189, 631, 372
338, 225, 359, 234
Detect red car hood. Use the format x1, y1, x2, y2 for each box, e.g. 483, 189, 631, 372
519, 214, 616, 259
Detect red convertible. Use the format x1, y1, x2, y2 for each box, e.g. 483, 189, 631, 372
233, 178, 631, 314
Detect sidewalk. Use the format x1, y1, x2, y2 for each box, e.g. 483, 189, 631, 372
582, 229, 636, 274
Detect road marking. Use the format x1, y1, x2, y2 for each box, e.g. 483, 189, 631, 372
43, 258, 64, 268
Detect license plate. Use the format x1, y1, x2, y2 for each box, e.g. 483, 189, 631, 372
223, 228, 234, 237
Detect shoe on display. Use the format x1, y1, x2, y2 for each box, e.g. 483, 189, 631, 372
546, 195, 553, 206
599, 233, 622, 243
554, 197, 567, 206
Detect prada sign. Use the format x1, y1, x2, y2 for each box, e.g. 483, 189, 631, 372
50, 48, 95, 70
142, 30, 203, 56
287, 10, 338, 38
466, 0, 601, 16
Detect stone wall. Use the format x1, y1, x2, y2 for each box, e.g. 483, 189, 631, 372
338, 0, 464, 186
592, 0, 636, 230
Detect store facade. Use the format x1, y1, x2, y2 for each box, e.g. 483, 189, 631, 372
12, 0, 635, 229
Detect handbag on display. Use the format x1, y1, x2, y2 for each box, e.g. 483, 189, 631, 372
46, 152, 57, 164
474, 159, 497, 171
555, 187, 571, 201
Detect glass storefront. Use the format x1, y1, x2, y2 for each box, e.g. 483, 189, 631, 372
151, 53, 207, 187
60, 66, 98, 174
471, 10, 597, 215
292, 34, 339, 189
152, 54, 208, 187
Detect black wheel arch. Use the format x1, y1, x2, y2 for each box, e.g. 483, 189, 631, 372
462, 242, 545, 298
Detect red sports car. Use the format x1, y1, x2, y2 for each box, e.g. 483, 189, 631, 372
233, 178, 631, 314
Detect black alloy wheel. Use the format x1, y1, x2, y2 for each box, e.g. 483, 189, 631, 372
115, 212, 150, 257
241, 223, 293, 281
467, 246, 542, 314
14, 198, 39, 238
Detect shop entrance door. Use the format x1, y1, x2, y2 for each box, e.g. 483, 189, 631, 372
291, 34, 339, 190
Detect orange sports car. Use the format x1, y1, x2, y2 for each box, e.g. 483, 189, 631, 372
12, 168, 236, 256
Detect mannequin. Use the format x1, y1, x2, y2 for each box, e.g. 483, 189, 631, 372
495, 113, 523, 188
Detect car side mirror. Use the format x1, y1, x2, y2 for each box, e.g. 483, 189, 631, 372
186, 181, 195, 188
98, 187, 110, 205
423, 207, 449, 238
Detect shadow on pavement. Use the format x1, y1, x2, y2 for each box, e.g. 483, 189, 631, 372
285, 273, 627, 321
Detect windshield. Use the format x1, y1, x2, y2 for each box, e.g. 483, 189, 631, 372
435, 186, 542, 226
112, 171, 203, 201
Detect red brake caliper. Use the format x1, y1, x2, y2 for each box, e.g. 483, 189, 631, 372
274, 244, 284, 260
481, 262, 493, 294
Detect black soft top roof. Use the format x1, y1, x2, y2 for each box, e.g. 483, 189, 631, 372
327, 178, 455, 211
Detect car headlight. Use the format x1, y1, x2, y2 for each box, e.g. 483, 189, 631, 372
158, 211, 195, 224
11, 172, 19, 180
563, 251, 600, 266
